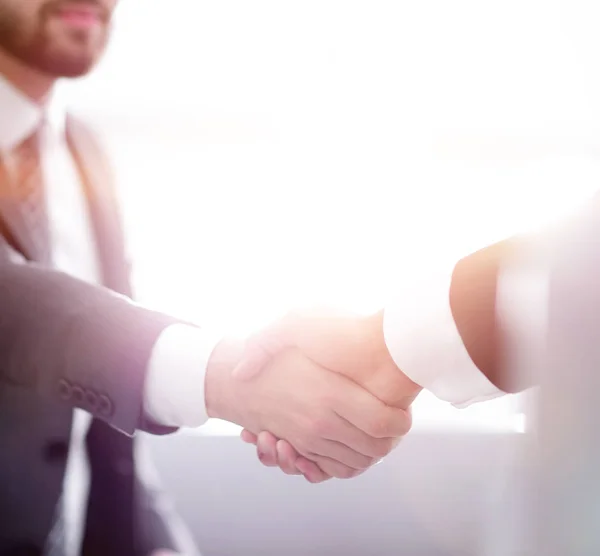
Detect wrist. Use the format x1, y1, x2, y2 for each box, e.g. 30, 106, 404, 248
204, 337, 246, 424
366, 310, 423, 403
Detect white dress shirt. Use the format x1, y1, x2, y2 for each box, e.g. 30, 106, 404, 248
383, 267, 504, 407
0, 75, 219, 556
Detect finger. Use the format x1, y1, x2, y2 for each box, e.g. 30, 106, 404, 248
276, 440, 302, 475
308, 378, 409, 459
256, 431, 279, 467
304, 453, 362, 480
295, 457, 332, 483
241, 430, 258, 444
308, 436, 379, 470
369, 436, 403, 466
330, 375, 413, 439
315, 410, 404, 461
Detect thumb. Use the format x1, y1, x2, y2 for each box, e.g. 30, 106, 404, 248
231, 316, 296, 380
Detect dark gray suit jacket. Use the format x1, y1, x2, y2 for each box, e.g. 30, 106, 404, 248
0, 116, 190, 556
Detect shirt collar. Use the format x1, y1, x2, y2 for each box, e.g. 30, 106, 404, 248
0, 73, 66, 153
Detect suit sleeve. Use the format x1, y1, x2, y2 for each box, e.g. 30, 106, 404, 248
448, 235, 547, 394
448, 238, 519, 392
0, 258, 179, 435
383, 235, 544, 404
448, 197, 591, 394
383, 193, 599, 404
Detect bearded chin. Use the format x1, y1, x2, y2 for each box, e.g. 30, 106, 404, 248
0, 16, 109, 79
22, 30, 107, 77
31, 51, 98, 78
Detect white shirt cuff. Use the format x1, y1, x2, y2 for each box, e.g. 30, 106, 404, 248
144, 324, 223, 427
383, 268, 504, 408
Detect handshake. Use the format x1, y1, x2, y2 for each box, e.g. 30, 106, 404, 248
204, 308, 423, 483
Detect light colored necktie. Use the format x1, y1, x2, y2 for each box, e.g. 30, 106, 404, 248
10, 127, 52, 264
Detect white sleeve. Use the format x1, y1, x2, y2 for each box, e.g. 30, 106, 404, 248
144, 324, 223, 427
382, 268, 504, 408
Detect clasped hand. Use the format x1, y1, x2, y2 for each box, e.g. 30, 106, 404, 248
204, 308, 422, 483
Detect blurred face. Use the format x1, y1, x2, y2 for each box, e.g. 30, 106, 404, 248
0, 0, 117, 77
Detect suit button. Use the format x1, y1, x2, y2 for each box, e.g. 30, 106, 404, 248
71, 385, 84, 405
57, 379, 72, 401
43, 440, 69, 463
98, 394, 114, 418
85, 389, 98, 410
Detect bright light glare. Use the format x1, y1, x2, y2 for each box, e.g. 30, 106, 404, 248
64, 0, 600, 428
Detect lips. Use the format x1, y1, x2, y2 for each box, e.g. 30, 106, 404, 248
50, 1, 109, 25
57, 12, 100, 27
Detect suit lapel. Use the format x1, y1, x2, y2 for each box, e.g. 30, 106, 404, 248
0, 153, 45, 262
0, 116, 132, 294
65, 116, 132, 297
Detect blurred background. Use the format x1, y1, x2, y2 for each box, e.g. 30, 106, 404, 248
58, 0, 600, 553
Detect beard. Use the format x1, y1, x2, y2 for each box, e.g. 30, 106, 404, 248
0, 0, 113, 78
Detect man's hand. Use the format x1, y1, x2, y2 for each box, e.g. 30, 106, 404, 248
234, 308, 422, 408
233, 308, 423, 481
241, 430, 331, 482
241, 429, 394, 483
205, 336, 412, 479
